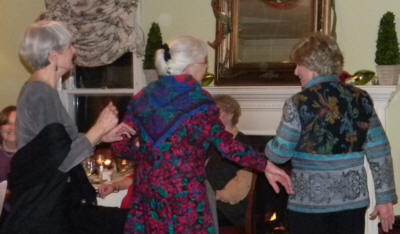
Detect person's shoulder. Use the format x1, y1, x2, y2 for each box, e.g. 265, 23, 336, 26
23, 81, 56, 96
290, 89, 309, 106
346, 83, 369, 95
340, 83, 372, 101
200, 87, 213, 98
204, 104, 219, 119
19, 81, 57, 106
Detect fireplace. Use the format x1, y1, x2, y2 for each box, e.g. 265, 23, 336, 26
234, 134, 289, 234
206, 85, 397, 234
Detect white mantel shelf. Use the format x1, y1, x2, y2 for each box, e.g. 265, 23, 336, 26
206, 85, 397, 135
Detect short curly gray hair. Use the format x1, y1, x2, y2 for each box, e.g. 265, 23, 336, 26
155, 36, 208, 75
214, 95, 241, 126
19, 20, 72, 71
290, 33, 343, 76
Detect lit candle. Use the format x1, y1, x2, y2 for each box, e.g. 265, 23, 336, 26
96, 154, 104, 165
103, 159, 112, 169
98, 164, 104, 180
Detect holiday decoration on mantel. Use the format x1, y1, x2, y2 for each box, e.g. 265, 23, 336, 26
263, 0, 298, 9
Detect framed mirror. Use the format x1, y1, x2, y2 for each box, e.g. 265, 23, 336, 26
212, 0, 334, 85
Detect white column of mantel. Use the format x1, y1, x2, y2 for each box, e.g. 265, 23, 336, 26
359, 85, 396, 234
206, 85, 397, 234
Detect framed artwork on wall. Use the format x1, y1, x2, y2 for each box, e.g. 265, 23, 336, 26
212, 0, 334, 85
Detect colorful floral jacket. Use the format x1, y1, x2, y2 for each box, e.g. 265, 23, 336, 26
112, 75, 267, 233
265, 76, 397, 213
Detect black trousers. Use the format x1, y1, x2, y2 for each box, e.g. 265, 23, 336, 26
287, 207, 367, 234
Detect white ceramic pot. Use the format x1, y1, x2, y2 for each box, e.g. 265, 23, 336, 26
376, 64, 400, 85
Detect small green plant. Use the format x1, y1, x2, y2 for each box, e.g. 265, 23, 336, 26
375, 11, 400, 65
143, 22, 163, 69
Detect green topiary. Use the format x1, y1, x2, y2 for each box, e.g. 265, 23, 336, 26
143, 22, 163, 69
375, 11, 400, 65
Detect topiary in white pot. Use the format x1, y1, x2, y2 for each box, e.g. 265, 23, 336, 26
375, 11, 400, 85
143, 22, 163, 84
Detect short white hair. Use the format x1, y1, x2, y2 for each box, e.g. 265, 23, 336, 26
155, 36, 208, 75
19, 20, 72, 71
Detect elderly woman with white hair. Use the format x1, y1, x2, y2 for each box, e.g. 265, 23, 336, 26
111, 36, 293, 233
1, 20, 134, 234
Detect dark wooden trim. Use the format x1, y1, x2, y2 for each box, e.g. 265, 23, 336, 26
215, 62, 300, 86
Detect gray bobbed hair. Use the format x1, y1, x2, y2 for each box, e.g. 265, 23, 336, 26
19, 20, 72, 71
290, 33, 344, 76
155, 36, 208, 75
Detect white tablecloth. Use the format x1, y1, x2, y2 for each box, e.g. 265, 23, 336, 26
91, 169, 131, 207
96, 189, 128, 207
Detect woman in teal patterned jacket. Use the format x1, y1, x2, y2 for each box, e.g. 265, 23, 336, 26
265, 33, 397, 234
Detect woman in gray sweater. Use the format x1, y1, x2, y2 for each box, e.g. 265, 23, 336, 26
1, 20, 134, 234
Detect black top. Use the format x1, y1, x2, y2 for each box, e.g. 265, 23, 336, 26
206, 132, 253, 226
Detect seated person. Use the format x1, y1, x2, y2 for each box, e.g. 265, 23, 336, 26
205, 95, 255, 227
0, 106, 17, 182
0, 106, 17, 224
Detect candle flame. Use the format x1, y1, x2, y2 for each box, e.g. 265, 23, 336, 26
96, 154, 104, 164
103, 159, 112, 166
269, 212, 277, 221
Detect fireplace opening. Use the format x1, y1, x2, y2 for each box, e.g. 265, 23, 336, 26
247, 135, 290, 234
214, 134, 290, 234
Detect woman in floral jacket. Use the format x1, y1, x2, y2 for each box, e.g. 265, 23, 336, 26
265, 33, 397, 234
112, 36, 293, 233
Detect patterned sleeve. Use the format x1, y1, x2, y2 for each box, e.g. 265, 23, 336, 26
265, 98, 301, 164
364, 111, 398, 205
208, 106, 267, 173
111, 97, 142, 161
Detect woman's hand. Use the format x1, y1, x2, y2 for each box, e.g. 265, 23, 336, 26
97, 184, 115, 198
102, 123, 136, 143
264, 160, 293, 195
86, 102, 119, 145
370, 202, 395, 233
95, 102, 119, 134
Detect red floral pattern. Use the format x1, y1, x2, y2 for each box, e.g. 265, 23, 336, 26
112, 105, 267, 233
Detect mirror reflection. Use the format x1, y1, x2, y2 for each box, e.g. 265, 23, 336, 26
238, 0, 314, 63
213, 0, 333, 85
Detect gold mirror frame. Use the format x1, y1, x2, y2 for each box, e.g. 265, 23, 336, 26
211, 0, 334, 85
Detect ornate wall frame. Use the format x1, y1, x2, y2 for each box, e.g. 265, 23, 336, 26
211, 0, 334, 85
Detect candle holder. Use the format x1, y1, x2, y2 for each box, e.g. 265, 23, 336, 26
95, 154, 105, 180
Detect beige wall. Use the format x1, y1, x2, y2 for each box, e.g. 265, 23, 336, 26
0, 0, 44, 108
1, 0, 400, 213
142, 0, 216, 74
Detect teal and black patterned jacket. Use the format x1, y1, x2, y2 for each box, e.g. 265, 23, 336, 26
265, 75, 397, 213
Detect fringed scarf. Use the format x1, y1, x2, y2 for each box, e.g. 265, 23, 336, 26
131, 75, 214, 147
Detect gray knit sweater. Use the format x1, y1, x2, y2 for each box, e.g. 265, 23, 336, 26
17, 81, 93, 172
